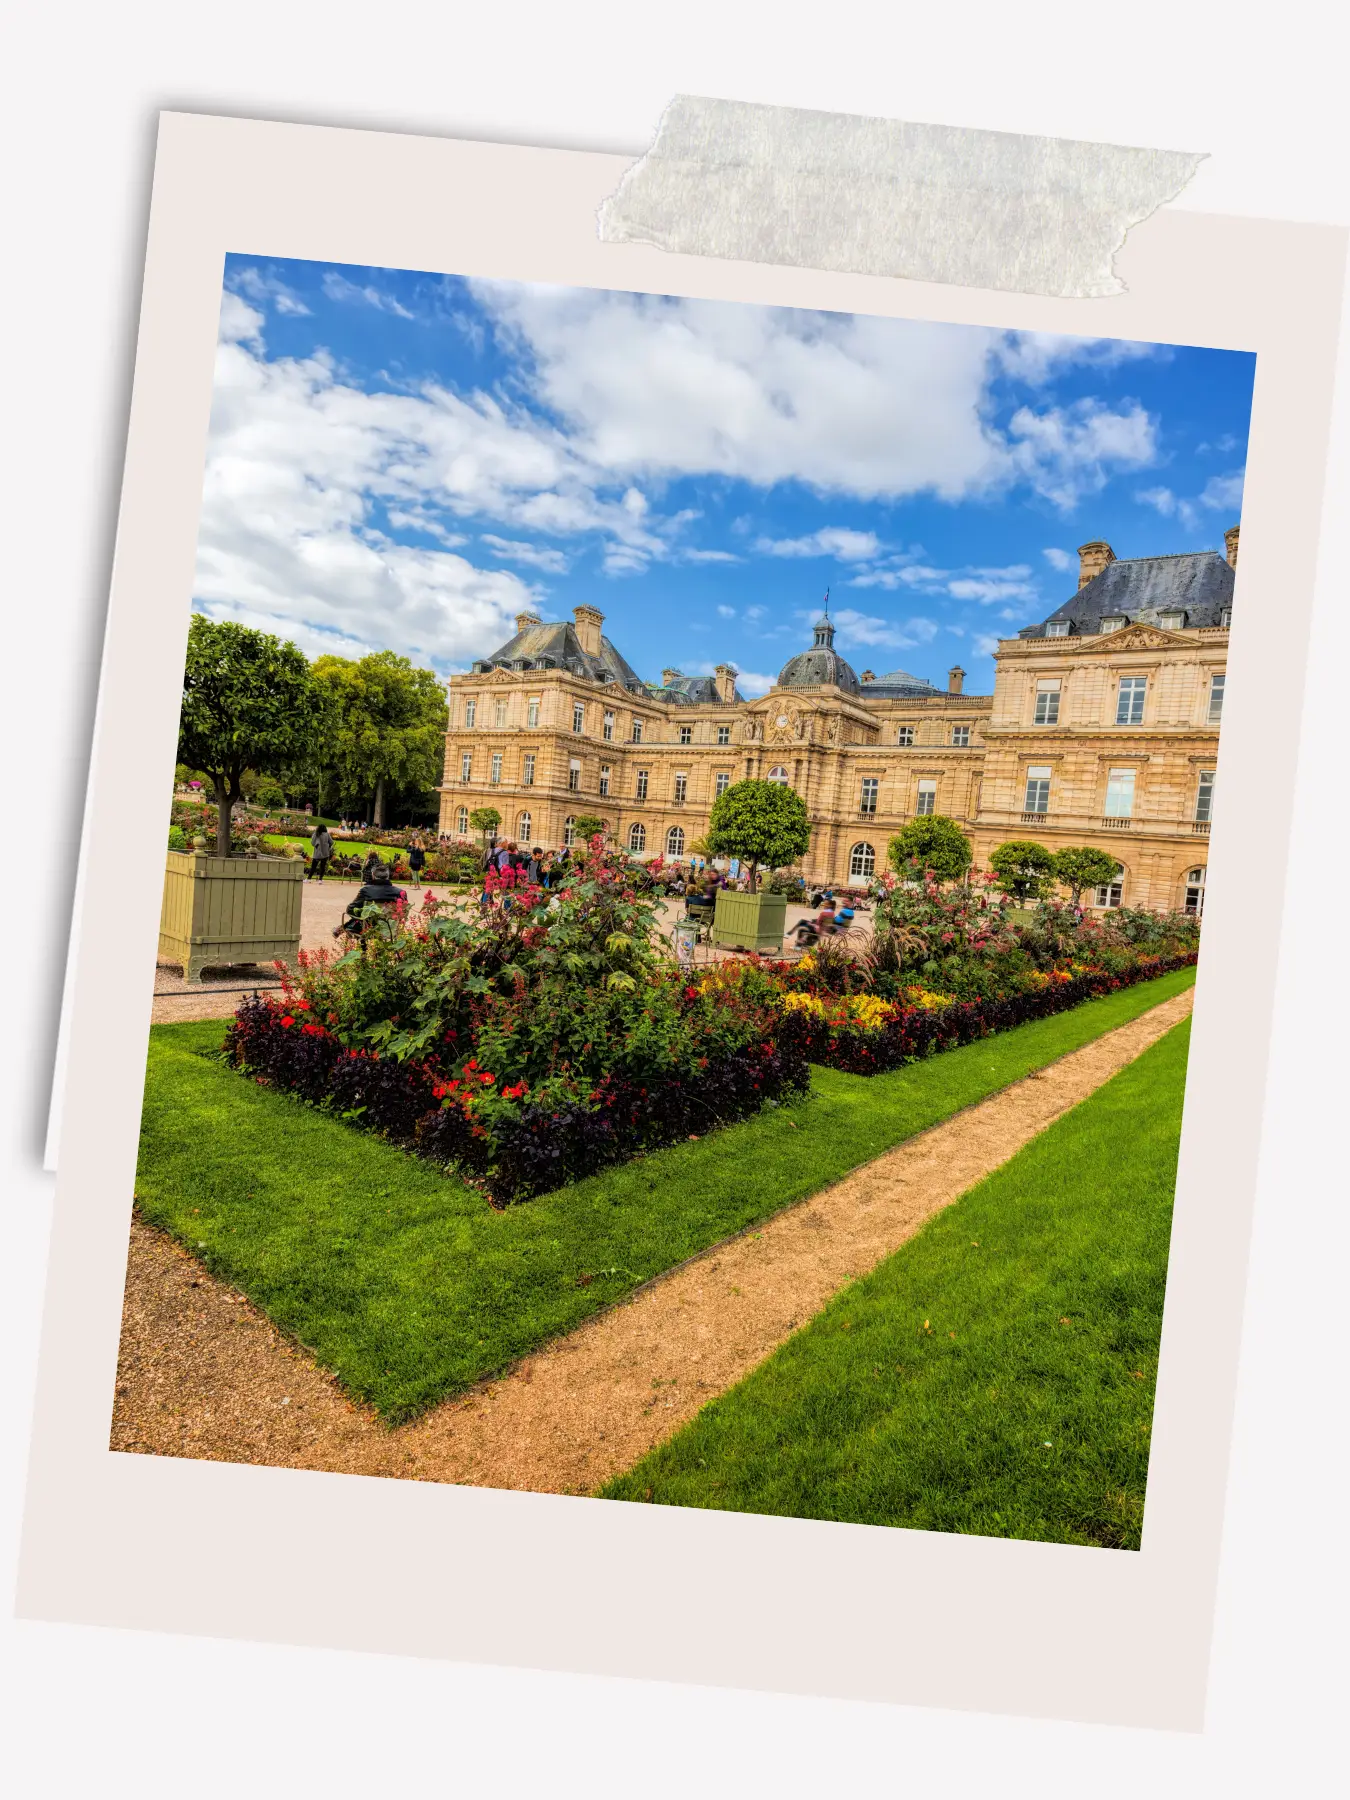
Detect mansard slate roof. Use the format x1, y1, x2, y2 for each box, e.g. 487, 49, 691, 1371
865, 666, 941, 697
1020, 550, 1235, 639
475, 619, 648, 693
648, 674, 746, 705
777, 616, 862, 696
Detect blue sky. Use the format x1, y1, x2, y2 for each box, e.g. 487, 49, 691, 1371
202, 256, 1255, 696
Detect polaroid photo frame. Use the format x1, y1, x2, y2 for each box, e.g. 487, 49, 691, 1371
18, 111, 1346, 1730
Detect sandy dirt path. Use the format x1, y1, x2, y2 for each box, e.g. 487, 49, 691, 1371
112, 986, 1193, 1492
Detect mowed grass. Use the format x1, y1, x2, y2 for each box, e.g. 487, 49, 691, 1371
133, 967, 1193, 1425
603, 1019, 1192, 1549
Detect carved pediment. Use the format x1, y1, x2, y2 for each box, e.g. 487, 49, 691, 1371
480, 666, 519, 685
1082, 624, 1187, 652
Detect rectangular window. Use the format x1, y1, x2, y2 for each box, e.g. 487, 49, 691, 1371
673, 773, 688, 804
916, 779, 937, 816
860, 778, 878, 814
1034, 678, 1061, 726
1208, 673, 1225, 723
526, 697, 540, 728
494, 698, 508, 727
490, 752, 502, 786
632, 718, 644, 743
1023, 766, 1051, 814
1104, 767, 1136, 817
716, 725, 731, 745
464, 699, 477, 729
1045, 620, 1070, 638
1116, 676, 1147, 725
951, 725, 971, 748
715, 772, 730, 798
1195, 768, 1216, 823
603, 710, 614, 741
636, 769, 648, 801
521, 753, 535, 787
678, 725, 693, 745
599, 765, 610, 797
460, 751, 472, 782
1095, 878, 1123, 908
568, 760, 580, 792
572, 702, 584, 734
896, 725, 915, 746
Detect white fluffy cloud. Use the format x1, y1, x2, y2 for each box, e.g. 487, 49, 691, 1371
1007, 399, 1157, 511
321, 271, 415, 319
480, 535, 571, 574
1042, 546, 1075, 572
1135, 467, 1244, 532
828, 609, 940, 651
754, 527, 882, 562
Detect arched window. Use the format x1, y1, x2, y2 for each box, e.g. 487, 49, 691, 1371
563, 816, 576, 848
517, 811, 531, 843
1093, 862, 1125, 908
1184, 865, 1206, 916
666, 826, 685, 858
456, 807, 469, 835
849, 841, 876, 880
766, 765, 789, 785
628, 822, 647, 852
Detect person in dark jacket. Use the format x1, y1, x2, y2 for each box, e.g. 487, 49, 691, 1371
334, 863, 406, 937
407, 836, 426, 887
361, 850, 382, 887
308, 824, 334, 881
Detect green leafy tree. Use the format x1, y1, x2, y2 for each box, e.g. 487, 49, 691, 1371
887, 815, 973, 885
705, 779, 811, 893
468, 805, 502, 846
1051, 845, 1121, 906
310, 650, 449, 826
253, 773, 287, 812
988, 839, 1057, 904
177, 615, 316, 855
570, 813, 607, 843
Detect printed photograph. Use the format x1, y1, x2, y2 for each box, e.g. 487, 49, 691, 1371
113, 256, 1253, 1548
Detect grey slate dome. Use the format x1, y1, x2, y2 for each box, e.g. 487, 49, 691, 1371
867, 666, 940, 697
777, 614, 861, 696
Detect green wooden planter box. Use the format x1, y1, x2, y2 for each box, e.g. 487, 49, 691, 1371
711, 888, 788, 953
159, 849, 304, 983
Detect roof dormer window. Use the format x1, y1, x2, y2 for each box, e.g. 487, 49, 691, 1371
1099, 614, 1128, 634
1218, 606, 1232, 628
1045, 619, 1070, 638
1158, 610, 1185, 630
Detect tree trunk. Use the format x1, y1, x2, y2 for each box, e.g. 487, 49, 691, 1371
374, 777, 386, 827
212, 776, 231, 855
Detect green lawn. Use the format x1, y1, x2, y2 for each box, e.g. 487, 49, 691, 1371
134, 967, 1193, 1425
603, 1018, 1191, 1549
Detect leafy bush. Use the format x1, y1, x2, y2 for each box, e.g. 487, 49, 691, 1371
886, 814, 973, 884
707, 780, 811, 892
989, 840, 1057, 903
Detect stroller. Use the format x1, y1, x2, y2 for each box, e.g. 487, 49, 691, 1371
791, 902, 856, 952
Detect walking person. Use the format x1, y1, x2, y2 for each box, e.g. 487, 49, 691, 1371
408, 835, 426, 888
309, 822, 333, 881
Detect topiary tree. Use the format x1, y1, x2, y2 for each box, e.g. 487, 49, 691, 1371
570, 813, 607, 843
887, 814, 973, 885
1051, 845, 1121, 906
177, 614, 316, 855
706, 779, 811, 893
254, 773, 286, 812
468, 805, 501, 847
988, 839, 1057, 904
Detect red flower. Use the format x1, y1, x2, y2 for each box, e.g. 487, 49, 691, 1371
280, 1015, 295, 1027
479, 1071, 495, 1084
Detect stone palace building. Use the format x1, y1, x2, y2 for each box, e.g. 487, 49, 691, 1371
439, 526, 1237, 914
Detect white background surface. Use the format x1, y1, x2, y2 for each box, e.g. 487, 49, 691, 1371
2, 4, 1345, 1793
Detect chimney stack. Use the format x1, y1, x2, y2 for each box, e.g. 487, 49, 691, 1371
860, 669, 875, 683
1224, 524, 1240, 569
662, 667, 682, 688
572, 604, 604, 656
714, 662, 738, 702
514, 609, 542, 636
1077, 540, 1115, 590
948, 665, 965, 694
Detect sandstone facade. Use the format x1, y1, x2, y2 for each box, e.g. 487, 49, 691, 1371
439, 532, 1234, 914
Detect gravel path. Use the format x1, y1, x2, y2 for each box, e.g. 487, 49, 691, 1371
113, 985, 1193, 1491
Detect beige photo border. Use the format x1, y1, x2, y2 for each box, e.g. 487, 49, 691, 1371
17, 112, 1346, 1730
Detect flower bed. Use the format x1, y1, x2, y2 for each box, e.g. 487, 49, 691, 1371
774, 952, 1197, 1076
222, 851, 808, 1205
218, 843, 1200, 1205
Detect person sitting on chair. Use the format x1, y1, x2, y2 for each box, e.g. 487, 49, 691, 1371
334, 862, 407, 937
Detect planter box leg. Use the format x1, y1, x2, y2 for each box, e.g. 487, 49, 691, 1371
185, 953, 209, 985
